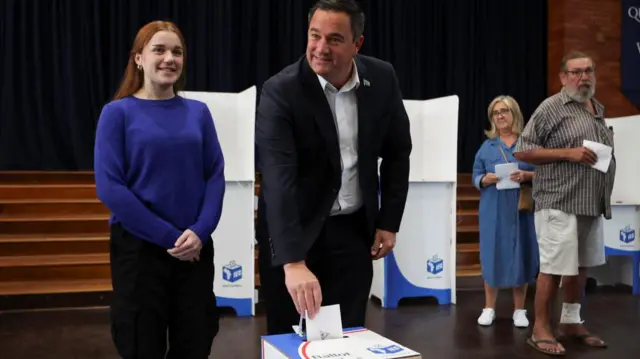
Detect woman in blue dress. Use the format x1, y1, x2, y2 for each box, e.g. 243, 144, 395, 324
472, 95, 539, 328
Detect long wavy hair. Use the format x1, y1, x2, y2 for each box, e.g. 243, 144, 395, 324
112, 21, 187, 101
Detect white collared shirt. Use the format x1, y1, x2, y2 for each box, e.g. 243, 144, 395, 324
317, 62, 363, 215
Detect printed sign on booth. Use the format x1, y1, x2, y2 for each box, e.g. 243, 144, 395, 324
620, 225, 636, 245
222, 260, 243, 284
603, 207, 640, 253
427, 254, 444, 276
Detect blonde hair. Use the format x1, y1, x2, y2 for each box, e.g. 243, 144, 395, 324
484, 95, 524, 139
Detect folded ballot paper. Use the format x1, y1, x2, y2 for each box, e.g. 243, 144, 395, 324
582, 140, 612, 173
261, 304, 422, 358
494, 163, 520, 190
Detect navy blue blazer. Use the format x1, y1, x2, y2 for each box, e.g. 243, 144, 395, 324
255, 54, 412, 267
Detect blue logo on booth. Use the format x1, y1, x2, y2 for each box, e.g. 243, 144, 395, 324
222, 260, 243, 283
427, 255, 444, 275
620, 225, 636, 244
367, 344, 404, 354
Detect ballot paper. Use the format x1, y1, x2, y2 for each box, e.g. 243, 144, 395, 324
583, 140, 612, 173
494, 163, 520, 190
305, 304, 344, 341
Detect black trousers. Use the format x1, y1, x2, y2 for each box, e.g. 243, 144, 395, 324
109, 223, 219, 359
258, 209, 373, 335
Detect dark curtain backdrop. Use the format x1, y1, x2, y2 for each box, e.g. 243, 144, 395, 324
0, 0, 547, 172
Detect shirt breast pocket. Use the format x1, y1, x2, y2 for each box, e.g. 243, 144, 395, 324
487, 153, 508, 173
601, 126, 614, 149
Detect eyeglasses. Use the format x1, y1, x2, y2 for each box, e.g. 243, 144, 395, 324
566, 68, 594, 77
492, 108, 510, 117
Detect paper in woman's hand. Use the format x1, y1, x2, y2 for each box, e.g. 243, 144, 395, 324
494, 163, 520, 190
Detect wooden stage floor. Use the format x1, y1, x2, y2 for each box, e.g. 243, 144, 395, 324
0, 288, 638, 358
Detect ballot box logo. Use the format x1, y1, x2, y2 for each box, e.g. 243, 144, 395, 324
427, 254, 444, 275
222, 260, 243, 283
366, 344, 404, 355
620, 225, 636, 244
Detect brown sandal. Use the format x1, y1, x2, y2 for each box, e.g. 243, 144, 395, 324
527, 336, 566, 356
558, 333, 608, 348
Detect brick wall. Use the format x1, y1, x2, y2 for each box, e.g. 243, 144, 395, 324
548, 0, 639, 117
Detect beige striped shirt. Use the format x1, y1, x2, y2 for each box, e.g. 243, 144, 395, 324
515, 89, 616, 219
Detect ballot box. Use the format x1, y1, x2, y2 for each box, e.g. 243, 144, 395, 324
261, 327, 421, 359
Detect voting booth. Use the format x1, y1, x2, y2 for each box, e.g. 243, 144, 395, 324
180, 87, 257, 316
592, 115, 640, 295
369, 95, 459, 308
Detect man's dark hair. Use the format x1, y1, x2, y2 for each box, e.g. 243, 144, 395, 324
308, 0, 365, 42
561, 51, 595, 72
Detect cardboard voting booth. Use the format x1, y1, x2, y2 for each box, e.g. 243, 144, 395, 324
370, 95, 459, 308
180, 87, 257, 316
600, 116, 640, 294
261, 304, 421, 358
602, 205, 640, 294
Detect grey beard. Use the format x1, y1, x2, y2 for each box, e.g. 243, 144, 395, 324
565, 84, 595, 103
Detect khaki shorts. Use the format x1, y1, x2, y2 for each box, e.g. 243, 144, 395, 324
534, 208, 605, 276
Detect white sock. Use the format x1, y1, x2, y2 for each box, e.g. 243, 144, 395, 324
559, 302, 584, 324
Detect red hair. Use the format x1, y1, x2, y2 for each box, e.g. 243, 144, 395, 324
112, 21, 187, 101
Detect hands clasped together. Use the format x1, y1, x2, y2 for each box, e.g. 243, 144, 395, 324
167, 229, 202, 262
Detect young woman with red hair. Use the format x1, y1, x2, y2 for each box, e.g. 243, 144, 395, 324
94, 20, 224, 358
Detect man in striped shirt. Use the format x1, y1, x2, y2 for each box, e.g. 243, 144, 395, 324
515, 51, 615, 355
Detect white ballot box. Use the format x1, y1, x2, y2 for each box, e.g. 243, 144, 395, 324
261, 327, 421, 359
262, 305, 421, 358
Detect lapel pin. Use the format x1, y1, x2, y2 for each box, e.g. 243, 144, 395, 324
363, 79, 370, 87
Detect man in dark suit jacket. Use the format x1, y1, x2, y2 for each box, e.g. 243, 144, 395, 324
255, 0, 412, 335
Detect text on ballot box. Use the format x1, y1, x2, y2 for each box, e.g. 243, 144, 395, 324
370, 95, 459, 308
602, 204, 640, 294
180, 87, 257, 316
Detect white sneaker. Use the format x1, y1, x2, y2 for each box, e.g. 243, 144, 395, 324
513, 309, 529, 328
477, 308, 495, 326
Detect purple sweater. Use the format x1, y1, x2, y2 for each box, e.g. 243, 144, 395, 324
94, 95, 225, 248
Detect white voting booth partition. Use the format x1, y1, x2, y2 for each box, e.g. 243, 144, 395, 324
370, 95, 459, 308
591, 115, 640, 295
180, 87, 257, 316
